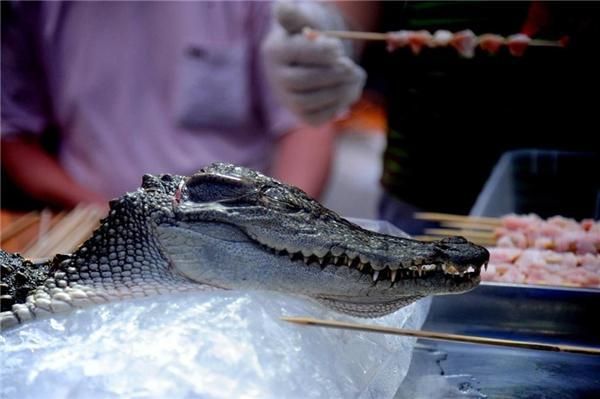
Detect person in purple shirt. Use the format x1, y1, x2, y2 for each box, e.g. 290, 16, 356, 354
1, 1, 338, 210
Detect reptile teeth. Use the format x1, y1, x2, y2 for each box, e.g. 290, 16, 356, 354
307, 255, 319, 265
267, 242, 479, 282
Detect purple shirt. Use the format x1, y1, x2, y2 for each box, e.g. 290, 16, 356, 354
1, 1, 297, 198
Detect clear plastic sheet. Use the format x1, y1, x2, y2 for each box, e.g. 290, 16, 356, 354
0, 219, 431, 399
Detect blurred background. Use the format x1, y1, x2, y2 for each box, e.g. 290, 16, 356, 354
2, 1, 599, 253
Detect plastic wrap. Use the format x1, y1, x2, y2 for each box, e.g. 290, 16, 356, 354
0, 219, 431, 399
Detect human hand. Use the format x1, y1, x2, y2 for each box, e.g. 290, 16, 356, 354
262, 1, 366, 125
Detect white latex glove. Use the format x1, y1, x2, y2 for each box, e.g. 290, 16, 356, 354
262, 1, 366, 125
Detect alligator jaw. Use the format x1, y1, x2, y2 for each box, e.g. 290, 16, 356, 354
158, 216, 488, 317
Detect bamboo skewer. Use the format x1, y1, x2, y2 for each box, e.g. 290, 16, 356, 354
22, 211, 66, 255
439, 221, 497, 231
282, 317, 600, 356
425, 228, 495, 240
0, 211, 40, 244
414, 212, 501, 226
56, 207, 103, 254
412, 212, 501, 246
314, 29, 388, 41
36, 209, 54, 243
44, 205, 102, 256
24, 205, 89, 259
311, 29, 565, 48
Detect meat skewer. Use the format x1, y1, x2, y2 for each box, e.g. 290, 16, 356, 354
304, 28, 565, 58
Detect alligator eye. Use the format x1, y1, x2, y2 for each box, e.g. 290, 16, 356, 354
262, 187, 287, 201
186, 173, 251, 203
262, 187, 301, 211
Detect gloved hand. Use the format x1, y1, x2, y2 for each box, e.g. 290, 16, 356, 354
262, 1, 366, 125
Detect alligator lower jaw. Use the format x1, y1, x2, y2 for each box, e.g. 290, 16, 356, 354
315, 273, 480, 318
316, 295, 427, 318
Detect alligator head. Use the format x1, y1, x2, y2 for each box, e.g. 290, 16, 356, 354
153, 163, 488, 317
0, 163, 488, 328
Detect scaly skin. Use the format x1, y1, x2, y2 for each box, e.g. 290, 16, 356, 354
0, 163, 489, 329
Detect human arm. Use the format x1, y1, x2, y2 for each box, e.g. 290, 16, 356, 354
1, 136, 108, 209
271, 122, 335, 199
1, 4, 105, 209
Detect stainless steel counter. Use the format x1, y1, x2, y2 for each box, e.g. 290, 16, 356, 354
395, 283, 600, 398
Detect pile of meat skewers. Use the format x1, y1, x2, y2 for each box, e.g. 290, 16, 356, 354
494, 214, 599, 254
482, 214, 600, 288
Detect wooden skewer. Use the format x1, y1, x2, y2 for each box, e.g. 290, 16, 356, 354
414, 212, 501, 226
25, 205, 88, 258
440, 221, 497, 231
22, 211, 66, 254
0, 211, 40, 244
522, 39, 566, 47
45, 205, 98, 256
56, 206, 103, 254
425, 228, 495, 240
282, 317, 600, 356
37, 209, 53, 240
312, 29, 565, 47
24, 205, 105, 259
313, 29, 388, 41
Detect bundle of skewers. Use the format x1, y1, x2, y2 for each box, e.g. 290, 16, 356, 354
0, 205, 106, 262
304, 28, 567, 58
415, 212, 600, 288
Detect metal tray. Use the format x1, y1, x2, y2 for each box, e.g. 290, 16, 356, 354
395, 282, 600, 398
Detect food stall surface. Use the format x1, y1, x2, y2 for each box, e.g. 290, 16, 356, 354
395, 283, 600, 398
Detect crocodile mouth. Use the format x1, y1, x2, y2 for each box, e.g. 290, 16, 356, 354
255, 241, 485, 285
